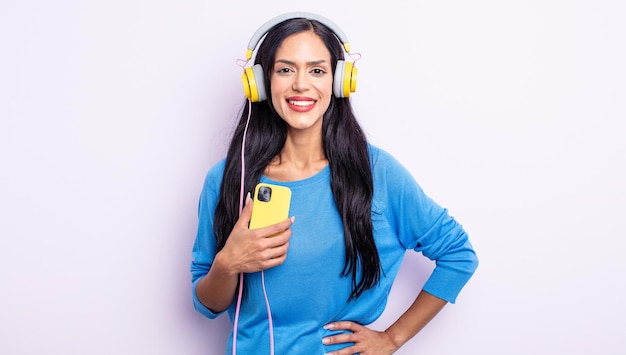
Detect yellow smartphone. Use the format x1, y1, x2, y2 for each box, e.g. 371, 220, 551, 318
249, 183, 292, 230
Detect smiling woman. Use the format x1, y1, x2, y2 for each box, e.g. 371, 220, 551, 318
190, 11, 478, 355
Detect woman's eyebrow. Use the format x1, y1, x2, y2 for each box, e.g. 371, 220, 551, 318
274, 59, 329, 66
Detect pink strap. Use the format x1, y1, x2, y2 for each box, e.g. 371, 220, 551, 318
233, 100, 252, 355
233, 100, 275, 355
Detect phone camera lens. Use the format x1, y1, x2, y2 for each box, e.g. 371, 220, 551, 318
257, 186, 272, 202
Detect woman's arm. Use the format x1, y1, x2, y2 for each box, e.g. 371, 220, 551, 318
384, 290, 447, 349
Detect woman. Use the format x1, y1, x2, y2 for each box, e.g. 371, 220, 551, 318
191, 12, 478, 355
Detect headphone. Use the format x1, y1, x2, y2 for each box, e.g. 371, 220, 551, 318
241, 11, 358, 102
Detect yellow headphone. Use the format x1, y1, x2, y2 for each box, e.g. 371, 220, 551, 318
241, 12, 358, 102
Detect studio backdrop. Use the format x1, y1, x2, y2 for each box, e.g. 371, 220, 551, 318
1, 0, 624, 354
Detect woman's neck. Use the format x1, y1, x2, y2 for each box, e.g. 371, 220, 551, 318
264, 131, 328, 182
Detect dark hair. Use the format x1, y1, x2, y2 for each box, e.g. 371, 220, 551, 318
214, 17, 380, 300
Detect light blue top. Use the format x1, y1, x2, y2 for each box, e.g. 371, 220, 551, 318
190, 144, 478, 354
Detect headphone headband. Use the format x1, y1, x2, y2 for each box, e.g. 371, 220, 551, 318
241, 11, 357, 101
245, 11, 351, 60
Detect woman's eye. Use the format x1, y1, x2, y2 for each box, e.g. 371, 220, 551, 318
276, 67, 292, 74
311, 68, 326, 75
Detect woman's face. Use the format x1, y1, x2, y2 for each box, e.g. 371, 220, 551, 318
270, 31, 333, 133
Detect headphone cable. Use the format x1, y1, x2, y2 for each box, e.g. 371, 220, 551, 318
233, 99, 275, 355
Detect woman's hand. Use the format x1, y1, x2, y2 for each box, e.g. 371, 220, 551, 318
215, 193, 294, 275
322, 291, 448, 355
195, 194, 294, 313
322, 321, 399, 355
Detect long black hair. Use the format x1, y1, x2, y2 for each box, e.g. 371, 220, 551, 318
214, 17, 380, 300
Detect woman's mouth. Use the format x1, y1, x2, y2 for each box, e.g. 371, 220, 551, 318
287, 98, 316, 112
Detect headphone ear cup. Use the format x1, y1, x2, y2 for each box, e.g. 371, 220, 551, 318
346, 61, 357, 95
334, 60, 357, 98
242, 64, 267, 102
333, 60, 346, 98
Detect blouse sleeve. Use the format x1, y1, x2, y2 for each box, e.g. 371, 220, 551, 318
190, 160, 227, 319
373, 148, 478, 303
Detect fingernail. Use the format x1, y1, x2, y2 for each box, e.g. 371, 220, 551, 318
322, 338, 329, 345
246, 192, 251, 203
290, 216, 296, 223
323, 323, 332, 330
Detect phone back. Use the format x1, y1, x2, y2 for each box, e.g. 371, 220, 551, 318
249, 183, 292, 229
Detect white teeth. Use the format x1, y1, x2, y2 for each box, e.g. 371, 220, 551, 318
288, 100, 314, 107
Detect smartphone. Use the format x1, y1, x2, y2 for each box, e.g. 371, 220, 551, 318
249, 183, 292, 230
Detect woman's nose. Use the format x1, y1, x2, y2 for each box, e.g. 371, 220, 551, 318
292, 72, 310, 92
